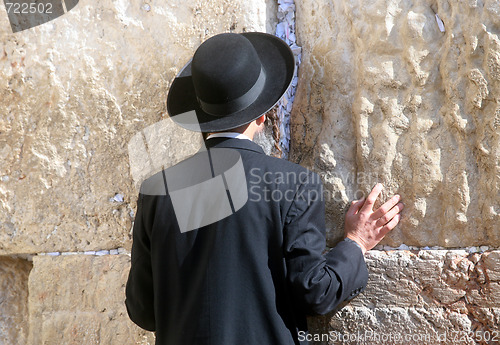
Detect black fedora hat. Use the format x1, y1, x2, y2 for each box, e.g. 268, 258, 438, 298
166, 32, 295, 132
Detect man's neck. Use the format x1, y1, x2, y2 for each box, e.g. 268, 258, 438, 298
205, 132, 252, 141
205, 117, 263, 140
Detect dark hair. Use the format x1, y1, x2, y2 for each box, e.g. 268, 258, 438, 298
265, 105, 282, 156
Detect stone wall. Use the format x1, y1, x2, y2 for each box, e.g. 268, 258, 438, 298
27, 255, 154, 344
0, 0, 275, 255
1, 0, 499, 344
308, 250, 500, 344
291, 0, 500, 343
0, 0, 275, 343
0, 257, 31, 344
291, 0, 499, 247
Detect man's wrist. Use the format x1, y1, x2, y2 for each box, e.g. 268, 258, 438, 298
344, 236, 366, 255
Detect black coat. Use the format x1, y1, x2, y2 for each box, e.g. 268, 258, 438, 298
125, 137, 368, 345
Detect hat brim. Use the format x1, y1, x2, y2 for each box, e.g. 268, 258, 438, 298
166, 32, 295, 132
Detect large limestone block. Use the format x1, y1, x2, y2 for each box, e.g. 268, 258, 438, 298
27, 254, 154, 345
0, 0, 275, 254
307, 306, 500, 345
354, 250, 500, 308
292, 0, 500, 247
0, 257, 31, 345
307, 250, 500, 344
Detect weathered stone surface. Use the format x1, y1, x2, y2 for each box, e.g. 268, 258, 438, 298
0, 0, 275, 255
0, 257, 31, 345
2, 0, 499, 344
292, 0, 500, 247
356, 250, 500, 308
27, 254, 154, 345
308, 306, 500, 345
307, 250, 500, 344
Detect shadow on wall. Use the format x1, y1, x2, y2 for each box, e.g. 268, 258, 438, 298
0, 256, 32, 344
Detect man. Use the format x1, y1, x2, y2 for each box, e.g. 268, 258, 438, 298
125, 32, 404, 345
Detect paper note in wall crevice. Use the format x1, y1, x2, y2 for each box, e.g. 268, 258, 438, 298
435, 14, 445, 33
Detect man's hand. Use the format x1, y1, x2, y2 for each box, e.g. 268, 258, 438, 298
344, 183, 404, 254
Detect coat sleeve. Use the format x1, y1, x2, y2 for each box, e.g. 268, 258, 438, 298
125, 192, 156, 331
283, 172, 369, 315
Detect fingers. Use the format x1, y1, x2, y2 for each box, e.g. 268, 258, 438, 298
361, 183, 383, 212
375, 202, 404, 227
373, 194, 401, 220
378, 213, 401, 239
347, 197, 365, 216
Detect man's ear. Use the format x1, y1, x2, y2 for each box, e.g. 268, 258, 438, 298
255, 114, 266, 126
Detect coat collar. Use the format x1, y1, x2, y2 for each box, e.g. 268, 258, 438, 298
204, 137, 265, 155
